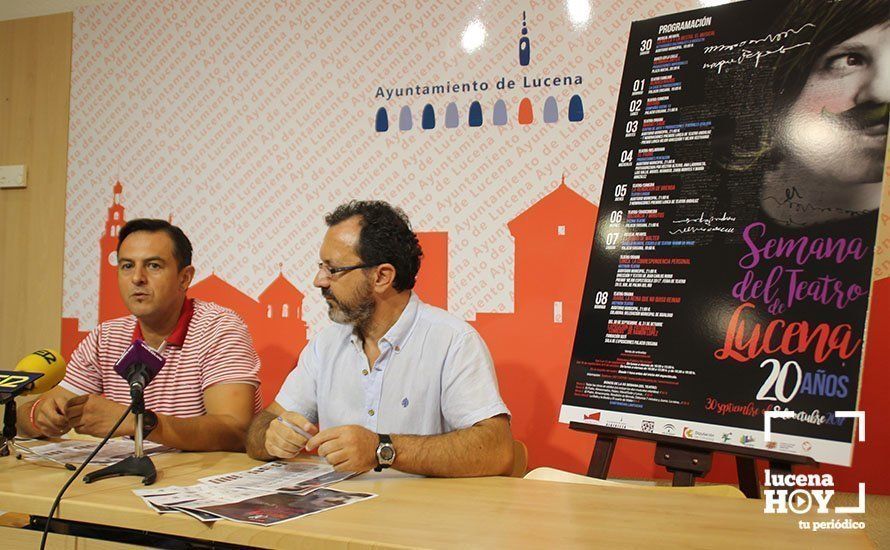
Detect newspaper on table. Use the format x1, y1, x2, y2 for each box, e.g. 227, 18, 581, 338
191, 488, 376, 526
133, 460, 374, 526
199, 460, 356, 495
134, 484, 271, 522
24, 438, 176, 465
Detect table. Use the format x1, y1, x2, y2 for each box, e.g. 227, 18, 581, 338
0, 451, 872, 549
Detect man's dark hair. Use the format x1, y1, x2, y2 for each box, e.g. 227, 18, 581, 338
117, 219, 193, 270
325, 201, 423, 291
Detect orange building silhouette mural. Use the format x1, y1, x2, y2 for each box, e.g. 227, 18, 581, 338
472, 177, 607, 474
187, 270, 307, 406
99, 182, 130, 321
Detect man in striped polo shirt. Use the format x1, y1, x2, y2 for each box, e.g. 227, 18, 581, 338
246, 201, 514, 476
16, 219, 261, 451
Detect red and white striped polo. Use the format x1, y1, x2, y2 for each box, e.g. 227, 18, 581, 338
61, 299, 261, 417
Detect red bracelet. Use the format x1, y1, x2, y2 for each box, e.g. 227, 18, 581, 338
29, 398, 44, 435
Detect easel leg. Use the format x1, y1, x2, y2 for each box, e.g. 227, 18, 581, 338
672, 471, 695, 487
587, 434, 616, 479
736, 456, 760, 499
655, 444, 713, 487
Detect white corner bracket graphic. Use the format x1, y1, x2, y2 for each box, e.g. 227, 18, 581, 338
835, 483, 867, 514
834, 411, 866, 442
764, 410, 795, 442
832, 411, 866, 514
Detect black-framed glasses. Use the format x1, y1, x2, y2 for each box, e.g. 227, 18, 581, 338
317, 262, 380, 278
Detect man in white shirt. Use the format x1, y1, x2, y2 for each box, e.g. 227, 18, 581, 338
246, 201, 513, 476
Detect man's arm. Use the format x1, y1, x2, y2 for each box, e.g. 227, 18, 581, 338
392, 415, 514, 477
246, 401, 319, 460
146, 383, 257, 451
306, 415, 514, 477
60, 383, 257, 451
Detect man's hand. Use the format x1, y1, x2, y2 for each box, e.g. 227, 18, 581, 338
306, 425, 378, 472
32, 395, 72, 437
65, 394, 133, 438
263, 411, 318, 459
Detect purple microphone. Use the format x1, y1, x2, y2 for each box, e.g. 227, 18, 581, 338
113, 340, 165, 392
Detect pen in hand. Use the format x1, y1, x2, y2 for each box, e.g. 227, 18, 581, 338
276, 416, 314, 440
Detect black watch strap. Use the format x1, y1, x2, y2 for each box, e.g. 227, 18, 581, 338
142, 410, 159, 439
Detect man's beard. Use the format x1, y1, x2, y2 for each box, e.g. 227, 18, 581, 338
322, 280, 375, 334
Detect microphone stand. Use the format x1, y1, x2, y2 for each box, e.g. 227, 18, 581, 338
1, 397, 16, 457
1, 394, 76, 470
83, 364, 156, 485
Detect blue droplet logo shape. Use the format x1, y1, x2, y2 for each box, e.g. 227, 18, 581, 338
568, 95, 584, 122
468, 101, 483, 127
445, 102, 459, 128
493, 100, 508, 126
422, 104, 435, 130
401, 398, 409, 408
399, 106, 413, 130
375, 107, 389, 132
543, 96, 558, 123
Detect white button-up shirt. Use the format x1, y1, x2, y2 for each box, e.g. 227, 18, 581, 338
275, 293, 509, 435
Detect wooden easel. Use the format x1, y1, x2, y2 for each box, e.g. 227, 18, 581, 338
570, 422, 817, 498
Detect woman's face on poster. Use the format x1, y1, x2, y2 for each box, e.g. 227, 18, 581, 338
779, 21, 889, 185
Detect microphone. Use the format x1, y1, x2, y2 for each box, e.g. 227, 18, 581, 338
1, 350, 72, 469
113, 340, 165, 395
80, 339, 165, 487
0, 349, 66, 404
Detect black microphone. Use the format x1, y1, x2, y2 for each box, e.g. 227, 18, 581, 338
124, 362, 151, 393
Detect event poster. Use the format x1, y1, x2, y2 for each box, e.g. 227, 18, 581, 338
561, 0, 889, 466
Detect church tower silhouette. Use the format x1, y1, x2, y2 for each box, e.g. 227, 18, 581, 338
98, 181, 129, 321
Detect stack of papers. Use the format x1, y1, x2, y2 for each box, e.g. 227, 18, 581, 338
134, 461, 375, 525
24, 439, 176, 465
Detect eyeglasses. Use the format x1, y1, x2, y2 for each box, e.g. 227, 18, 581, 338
317, 262, 379, 278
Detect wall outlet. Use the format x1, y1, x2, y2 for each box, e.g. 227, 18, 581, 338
0, 165, 27, 188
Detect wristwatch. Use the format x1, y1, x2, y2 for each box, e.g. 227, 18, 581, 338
374, 433, 395, 472
142, 410, 159, 439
